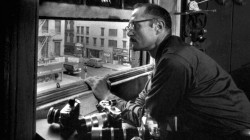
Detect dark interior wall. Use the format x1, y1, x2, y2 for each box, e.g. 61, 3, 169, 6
196, 1, 250, 72
230, 2, 250, 99
188, 1, 250, 97
197, 1, 233, 72
231, 2, 250, 71
2, 0, 38, 139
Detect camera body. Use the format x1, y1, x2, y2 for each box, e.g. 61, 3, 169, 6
47, 98, 80, 136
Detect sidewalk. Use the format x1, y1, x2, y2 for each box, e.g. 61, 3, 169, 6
102, 63, 131, 71
37, 74, 82, 94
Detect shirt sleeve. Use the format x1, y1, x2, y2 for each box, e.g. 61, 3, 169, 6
145, 56, 191, 123
110, 79, 152, 126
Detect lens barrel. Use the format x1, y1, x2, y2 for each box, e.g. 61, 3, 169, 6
47, 107, 61, 124
91, 127, 142, 140
77, 112, 109, 134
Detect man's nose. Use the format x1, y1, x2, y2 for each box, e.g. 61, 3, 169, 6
127, 29, 134, 37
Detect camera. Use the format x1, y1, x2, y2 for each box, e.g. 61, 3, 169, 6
47, 99, 162, 140
47, 98, 80, 136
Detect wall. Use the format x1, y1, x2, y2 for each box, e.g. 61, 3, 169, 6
2, 0, 37, 139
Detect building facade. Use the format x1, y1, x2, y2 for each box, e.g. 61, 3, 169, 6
74, 20, 130, 64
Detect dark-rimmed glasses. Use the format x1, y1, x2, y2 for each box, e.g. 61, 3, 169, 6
125, 19, 156, 32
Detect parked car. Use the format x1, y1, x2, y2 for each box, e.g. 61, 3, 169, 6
86, 58, 103, 68
63, 62, 81, 75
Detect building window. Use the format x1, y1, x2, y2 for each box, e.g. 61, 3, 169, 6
77, 36, 80, 43
66, 20, 69, 29
70, 33, 74, 42
77, 26, 80, 34
123, 29, 127, 38
101, 38, 104, 47
86, 27, 89, 35
81, 26, 84, 34
86, 37, 89, 44
123, 41, 127, 49
42, 19, 48, 33
70, 20, 74, 29
93, 37, 97, 46
109, 29, 117, 37
54, 42, 61, 56
101, 27, 105, 36
55, 20, 61, 34
81, 36, 84, 43
66, 33, 70, 43
108, 40, 117, 48
41, 41, 48, 58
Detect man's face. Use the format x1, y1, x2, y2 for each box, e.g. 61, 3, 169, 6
126, 7, 158, 51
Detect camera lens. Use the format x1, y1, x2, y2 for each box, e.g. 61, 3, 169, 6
77, 112, 109, 134
91, 127, 142, 140
47, 107, 61, 124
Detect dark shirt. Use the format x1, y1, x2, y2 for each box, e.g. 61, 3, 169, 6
116, 35, 250, 136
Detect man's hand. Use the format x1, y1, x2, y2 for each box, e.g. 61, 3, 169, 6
85, 75, 112, 101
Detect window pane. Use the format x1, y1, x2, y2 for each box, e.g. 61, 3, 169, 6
37, 20, 149, 95
41, 19, 48, 33
86, 27, 89, 35
101, 27, 104, 36
81, 26, 84, 34
101, 38, 104, 47
55, 20, 61, 34
123, 40, 127, 49
108, 40, 117, 48
93, 37, 97, 46
109, 29, 117, 36
123, 29, 127, 38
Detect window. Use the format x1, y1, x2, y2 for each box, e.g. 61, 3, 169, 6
77, 26, 80, 34
81, 36, 84, 43
77, 36, 80, 42
41, 41, 48, 58
42, 19, 48, 33
54, 41, 61, 56
93, 37, 97, 46
66, 33, 70, 42
109, 29, 117, 36
86, 27, 89, 35
66, 20, 70, 29
70, 33, 74, 42
123, 41, 127, 49
101, 38, 104, 47
81, 26, 84, 34
55, 20, 61, 34
123, 29, 127, 38
108, 40, 117, 48
36, 20, 152, 107
101, 27, 105, 36
86, 37, 89, 44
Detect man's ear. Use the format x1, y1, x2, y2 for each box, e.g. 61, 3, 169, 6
155, 21, 164, 33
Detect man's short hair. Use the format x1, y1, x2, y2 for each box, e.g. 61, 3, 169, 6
133, 3, 172, 30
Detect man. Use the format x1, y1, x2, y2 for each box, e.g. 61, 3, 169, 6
85, 3, 250, 140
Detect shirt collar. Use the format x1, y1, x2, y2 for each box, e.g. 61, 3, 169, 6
155, 35, 189, 63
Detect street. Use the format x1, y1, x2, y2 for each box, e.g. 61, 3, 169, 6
37, 63, 130, 94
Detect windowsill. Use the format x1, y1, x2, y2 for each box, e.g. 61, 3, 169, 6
36, 91, 98, 140
36, 118, 78, 140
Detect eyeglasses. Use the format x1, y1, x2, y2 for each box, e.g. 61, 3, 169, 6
125, 19, 156, 32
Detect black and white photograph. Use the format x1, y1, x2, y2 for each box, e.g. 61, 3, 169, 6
2, 0, 250, 139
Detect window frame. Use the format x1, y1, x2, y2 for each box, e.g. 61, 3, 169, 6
36, 64, 154, 109
36, 0, 182, 112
